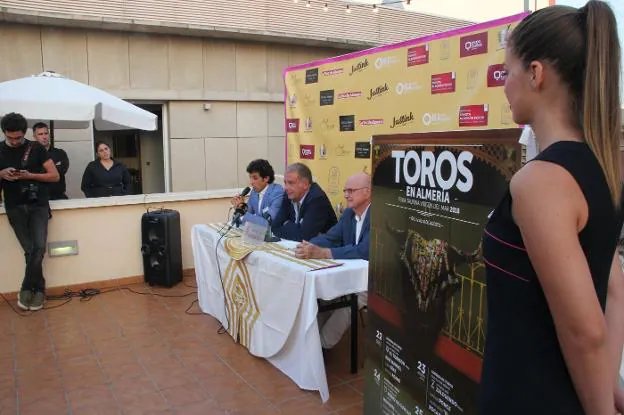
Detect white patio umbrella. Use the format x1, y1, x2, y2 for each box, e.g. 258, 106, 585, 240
0, 71, 157, 136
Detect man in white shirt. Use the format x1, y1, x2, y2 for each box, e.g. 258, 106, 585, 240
295, 172, 371, 260
294, 172, 371, 349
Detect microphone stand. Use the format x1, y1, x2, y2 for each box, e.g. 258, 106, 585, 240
262, 212, 281, 242
231, 203, 248, 229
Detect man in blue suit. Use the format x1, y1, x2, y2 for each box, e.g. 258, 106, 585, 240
295, 172, 371, 260
231, 159, 284, 222
272, 163, 337, 242
294, 171, 371, 349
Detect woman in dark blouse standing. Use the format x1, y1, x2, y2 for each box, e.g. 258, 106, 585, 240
81, 141, 131, 198
479, 2, 624, 414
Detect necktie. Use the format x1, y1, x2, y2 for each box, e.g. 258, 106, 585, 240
295, 202, 301, 223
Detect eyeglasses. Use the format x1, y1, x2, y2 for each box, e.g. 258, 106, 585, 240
343, 187, 368, 195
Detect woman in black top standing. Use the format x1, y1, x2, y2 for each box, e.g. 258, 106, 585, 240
480, 2, 624, 414
81, 141, 132, 198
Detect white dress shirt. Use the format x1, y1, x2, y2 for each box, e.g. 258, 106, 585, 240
354, 204, 370, 245
292, 192, 309, 223
257, 185, 268, 213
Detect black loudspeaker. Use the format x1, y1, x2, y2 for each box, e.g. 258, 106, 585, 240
140, 209, 182, 287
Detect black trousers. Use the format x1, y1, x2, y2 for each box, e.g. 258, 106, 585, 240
6, 204, 49, 293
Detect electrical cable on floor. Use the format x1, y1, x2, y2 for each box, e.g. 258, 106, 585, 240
1, 209, 236, 319
0, 274, 200, 317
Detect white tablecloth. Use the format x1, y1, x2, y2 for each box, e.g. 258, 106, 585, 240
191, 223, 369, 402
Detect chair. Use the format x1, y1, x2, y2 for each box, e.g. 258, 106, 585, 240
317, 294, 359, 373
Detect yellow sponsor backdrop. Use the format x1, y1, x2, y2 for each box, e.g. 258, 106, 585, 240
284, 12, 527, 211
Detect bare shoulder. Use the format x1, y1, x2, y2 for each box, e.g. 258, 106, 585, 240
510, 160, 587, 230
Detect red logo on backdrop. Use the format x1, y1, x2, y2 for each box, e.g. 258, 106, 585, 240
487, 64, 507, 87
431, 72, 456, 94
459, 104, 489, 127
300, 145, 315, 159
407, 45, 429, 66
286, 119, 300, 133
460, 32, 489, 57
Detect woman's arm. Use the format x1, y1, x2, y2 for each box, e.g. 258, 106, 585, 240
607, 252, 624, 411
81, 163, 94, 198
511, 161, 615, 415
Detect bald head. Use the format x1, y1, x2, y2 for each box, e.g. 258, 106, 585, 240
346, 172, 371, 189
344, 172, 371, 215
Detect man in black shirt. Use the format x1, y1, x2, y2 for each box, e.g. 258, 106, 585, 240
32, 122, 69, 200
0, 113, 59, 310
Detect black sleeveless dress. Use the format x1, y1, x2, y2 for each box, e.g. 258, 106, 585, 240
479, 141, 623, 414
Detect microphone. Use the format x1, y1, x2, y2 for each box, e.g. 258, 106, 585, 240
261, 209, 280, 242
231, 187, 251, 228
239, 186, 251, 198
261, 209, 272, 226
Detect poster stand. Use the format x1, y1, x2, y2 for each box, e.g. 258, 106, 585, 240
364, 129, 521, 414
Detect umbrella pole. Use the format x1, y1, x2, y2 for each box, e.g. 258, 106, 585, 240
49, 120, 55, 148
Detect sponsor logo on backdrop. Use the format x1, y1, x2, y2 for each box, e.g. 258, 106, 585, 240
350, 58, 369, 76
497, 24, 511, 50
459, 104, 489, 127
335, 144, 352, 157
390, 111, 415, 129
319, 144, 328, 160
339, 115, 356, 132
367, 83, 390, 100
466, 68, 479, 90
360, 118, 384, 126
286, 118, 300, 132
395, 82, 421, 95
375, 56, 399, 70
501, 103, 513, 125
300, 144, 315, 159
287, 93, 297, 108
355, 142, 371, 159
302, 93, 317, 107
460, 32, 489, 57
322, 68, 344, 76
305, 68, 318, 84
422, 112, 451, 126
487, 64, 507, 87
439, 39, 451, 60
288, 72, 303, 85
320, 90, 335, 106
431, 72, 456, 94
328, 166, 341, 196
321, 117, 337, 131
338, 91, 362, 99
304, 117, 312, 132
407, 44, 429, 66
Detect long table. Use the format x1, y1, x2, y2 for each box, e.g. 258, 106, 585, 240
191, 223, 368, 402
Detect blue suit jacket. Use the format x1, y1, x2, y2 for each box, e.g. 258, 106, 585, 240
245, 183, 284, 223
272, 182, 337, 242
309, 207, 371, 260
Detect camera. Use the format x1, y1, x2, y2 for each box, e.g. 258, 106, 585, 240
21, 182, 39, 204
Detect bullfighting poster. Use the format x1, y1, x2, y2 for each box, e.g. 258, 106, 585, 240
283, 12, 528, 212
364, 130, 521, 415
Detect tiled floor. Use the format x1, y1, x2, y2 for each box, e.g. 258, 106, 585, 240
0, 277, 365, 415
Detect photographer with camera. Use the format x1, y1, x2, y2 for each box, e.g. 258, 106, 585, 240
0, 112, 59, 311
